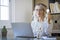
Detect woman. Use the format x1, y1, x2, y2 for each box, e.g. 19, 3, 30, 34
31, 3, 53, 40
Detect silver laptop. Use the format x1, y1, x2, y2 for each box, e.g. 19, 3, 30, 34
11, 23, 33, 37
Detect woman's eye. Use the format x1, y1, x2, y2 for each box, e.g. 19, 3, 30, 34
35, 9, 43, 12
36, 9, 39, 11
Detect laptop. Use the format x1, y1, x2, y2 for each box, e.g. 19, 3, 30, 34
11, 23, 34, 38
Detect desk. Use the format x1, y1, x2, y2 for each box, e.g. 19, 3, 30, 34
1, 36, 58, 40
16, 36, 57, 40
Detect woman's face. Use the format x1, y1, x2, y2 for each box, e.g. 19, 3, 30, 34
35, 5, 45, 17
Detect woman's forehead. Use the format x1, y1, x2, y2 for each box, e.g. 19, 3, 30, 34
35, 5, 44, 10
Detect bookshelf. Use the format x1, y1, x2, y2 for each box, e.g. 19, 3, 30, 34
49, 0, 60, 13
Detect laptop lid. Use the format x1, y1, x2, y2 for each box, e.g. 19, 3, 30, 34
11, 23, 33, 37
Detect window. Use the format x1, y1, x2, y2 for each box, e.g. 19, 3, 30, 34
0, 0, 9, 20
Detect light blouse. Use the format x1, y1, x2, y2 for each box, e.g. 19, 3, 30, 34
31, 17, 53, 38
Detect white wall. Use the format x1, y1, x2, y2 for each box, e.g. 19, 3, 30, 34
11, 0, 32, 23
10, 0, 15, 22
0, 0, 32, 28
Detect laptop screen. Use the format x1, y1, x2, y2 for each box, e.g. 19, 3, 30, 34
11, 23, 33, 37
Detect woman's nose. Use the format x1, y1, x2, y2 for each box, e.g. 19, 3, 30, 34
38, 11, 40, 14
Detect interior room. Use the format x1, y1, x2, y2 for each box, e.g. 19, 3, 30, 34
0, 0, 60, 40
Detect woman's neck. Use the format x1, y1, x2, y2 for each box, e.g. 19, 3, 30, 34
38, 16, 45, 22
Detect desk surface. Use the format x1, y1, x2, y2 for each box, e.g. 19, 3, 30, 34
1, 36, 60, 40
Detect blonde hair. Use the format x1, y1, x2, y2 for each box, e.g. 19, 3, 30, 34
33, 3, 47, 21
34, 3, 47, 12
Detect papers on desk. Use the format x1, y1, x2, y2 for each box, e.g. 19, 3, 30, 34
42, 36, 56, 40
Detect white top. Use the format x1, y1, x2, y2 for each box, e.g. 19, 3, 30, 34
31, 17, 53, 38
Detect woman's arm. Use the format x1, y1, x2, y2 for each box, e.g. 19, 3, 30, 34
48, 13, 52, 24
31, 21, 39, 36
47, 13, 53, 36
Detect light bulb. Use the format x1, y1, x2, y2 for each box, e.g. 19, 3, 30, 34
46, 9, 49, 14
